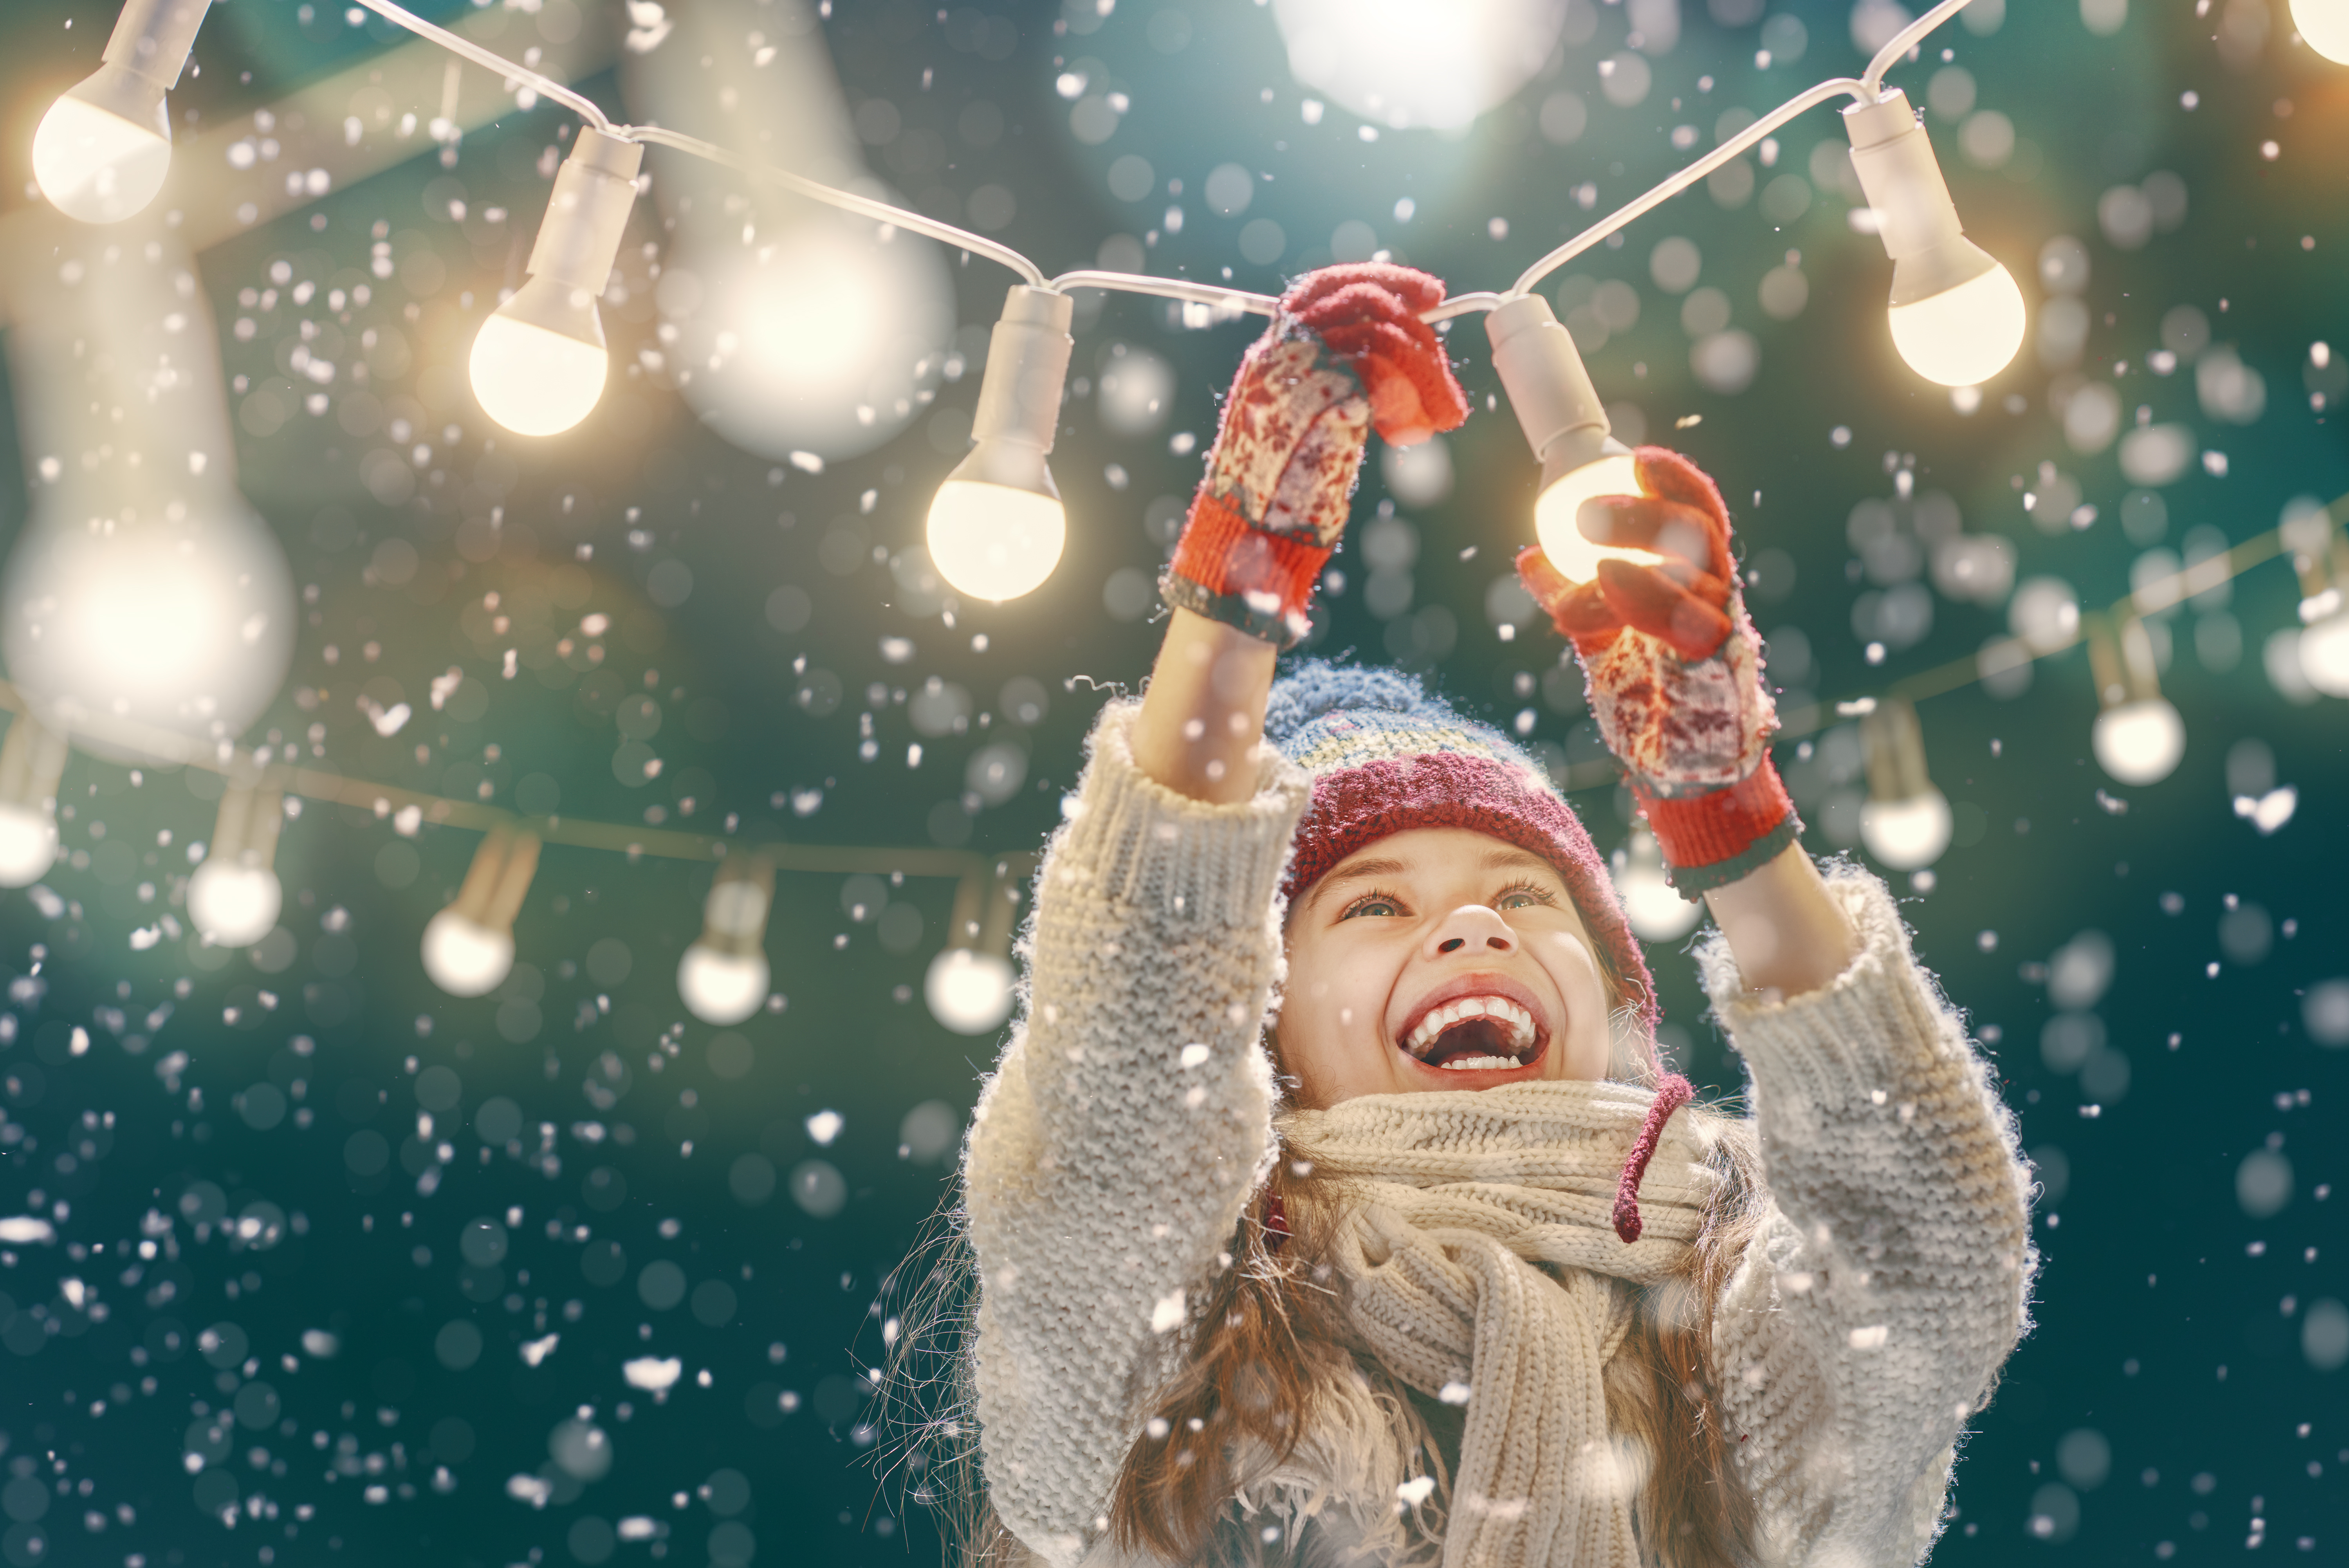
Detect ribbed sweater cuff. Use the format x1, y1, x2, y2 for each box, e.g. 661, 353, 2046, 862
1699, 865, 1946, 1089
1058, 699, 1313, 928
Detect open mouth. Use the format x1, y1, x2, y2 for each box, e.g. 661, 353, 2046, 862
1398, 993, 1548, 1074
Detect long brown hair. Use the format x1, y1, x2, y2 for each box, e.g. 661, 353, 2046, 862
880, 994, 1771, 1567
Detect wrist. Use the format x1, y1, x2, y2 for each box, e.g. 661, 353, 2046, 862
1163, 490, 1332, 648
1635, 757, 1802, 898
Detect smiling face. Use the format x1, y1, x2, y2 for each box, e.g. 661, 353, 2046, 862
1276, 826, 1620, 1109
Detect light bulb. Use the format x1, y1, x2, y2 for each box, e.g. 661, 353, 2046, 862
1846, 88, 2026, 387
187, 861, 283, 948
927, 475, 1068, 603
2293, 0, 2349, 64
677, 944, 771, 1027
421, 909, 517, 998
468, 129, 642, 438
926, 948, 1016, 1035
1614, 832, 1702, 942
469, 278, 609, 438
1531, 448, 1664, 586
2092, 698, 2186, 786
1860, 790, 1954, 870
0, 807, 61, 890
927, 285, 1075, 603
2299, 607, 2349, 697
1886, 256, 2028, 388
32, 66, 173, 226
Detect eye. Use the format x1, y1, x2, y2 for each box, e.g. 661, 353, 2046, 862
1339, 889, 1407, 921
1495, 879, 1558, 912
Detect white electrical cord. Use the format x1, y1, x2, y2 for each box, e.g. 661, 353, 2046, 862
348, 0, 1988, 323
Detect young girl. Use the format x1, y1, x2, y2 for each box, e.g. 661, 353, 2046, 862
940, 265, 2035, 1566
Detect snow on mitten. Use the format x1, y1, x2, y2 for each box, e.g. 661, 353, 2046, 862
1163, 264, 1469, 647
1516, 447, 1799, 896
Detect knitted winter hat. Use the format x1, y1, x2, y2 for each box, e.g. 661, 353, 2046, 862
1263, 660, 1658, 1040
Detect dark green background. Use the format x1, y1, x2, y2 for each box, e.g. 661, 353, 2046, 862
0, 0, 2343, 1563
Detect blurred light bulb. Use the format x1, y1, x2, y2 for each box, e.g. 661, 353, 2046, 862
928, 286, 1075, 603
30, 1, 211, 225
2092, 699, 2186, 785
677, 944, 771, 1027
1846, 88, 2026, 387
0, 717, 69, 890
188, 861, 282, 947
679, 857, 774, 1025
2299, 606, 2349, 696
469, 129, 642, 438
1614, 830, 1701, 942
187, 780, 284, 947
2293, 0, 2349, 64
422, 832, 539, 996
1860, 791, 1954, 870
926, 948, 1016, 1034
1487, 295, 1658, 584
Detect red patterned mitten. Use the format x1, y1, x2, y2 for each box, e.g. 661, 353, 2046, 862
1517, 447, 1799, 896
1163, 264, 1469, 647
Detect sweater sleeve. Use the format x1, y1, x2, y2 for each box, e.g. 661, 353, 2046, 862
1701, 863, 2037, 1568
960, 698, 1311, 1567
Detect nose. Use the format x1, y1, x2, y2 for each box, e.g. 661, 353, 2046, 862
1427, 904, 1517, 958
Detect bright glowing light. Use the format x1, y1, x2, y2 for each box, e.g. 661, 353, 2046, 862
420, 909, 516, 998
1860, 789, 1954, 870
1888, 262, 2029, 387
677, 944, 770, 1026
0, 805, 60, 890
2299, 608, 2349, 696
187, 861, 283, 947
927, 481, 1068, 602
1613, 834, 1701, 942
2092, 699, 2187, 785
1532, 449, 1663, 586
2293, 0, 2349, 65
1271, 0, 1570, 130
31, 67, 173, 225
1, 497, 296, 762
469, 278, 609, 437
926, 949, 1016, 1035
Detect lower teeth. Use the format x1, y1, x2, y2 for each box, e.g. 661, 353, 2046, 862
1437, 1054, 1520, 1071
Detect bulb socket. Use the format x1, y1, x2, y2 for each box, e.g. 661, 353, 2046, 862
0, 716, 69, 814
1844, 89, 1966, 265
969, 286, 1075, 455
1860, 698, 1933, 803
208, 778, 285, 872
698, 853, 776, 960
104, 0, 213, 92
525, 128, 645, 298
1486, 294, 1612, 466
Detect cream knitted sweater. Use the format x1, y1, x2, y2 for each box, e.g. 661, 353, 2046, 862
962, 701, 2036, 1567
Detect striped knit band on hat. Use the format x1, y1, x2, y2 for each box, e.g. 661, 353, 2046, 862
1263, 660, 1658, 1039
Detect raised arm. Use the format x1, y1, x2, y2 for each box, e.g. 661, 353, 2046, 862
962, 265, 1469, 1566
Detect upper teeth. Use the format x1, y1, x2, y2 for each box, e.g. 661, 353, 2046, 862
1404, 996, 1536, 1059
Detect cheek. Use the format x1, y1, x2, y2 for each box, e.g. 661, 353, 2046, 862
1528, 929, 1612, 1014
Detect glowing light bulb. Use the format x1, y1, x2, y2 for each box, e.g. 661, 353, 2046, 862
468, 129, 642, 438
1846, 88, 2026, 387
32, 66, 173, 225
187, 861, 283, 947
421, 831, 538, 996
1860, 790, 1954, 870
422, 910, 516, 997
1613, 831, 1701, 942
2092, 698, 2186, 786
469, 277, 609, 438
677, 944, 771, 1027
928, 285, 1075, 603
2293, 0, 2349, 64
927, 475, 1068, 603
1531, 447, 1663, 586
1886, 257, 2029, 388
926, 948, 1016, 1035
2299, 606, 2349, 697
0, 807, 61, 890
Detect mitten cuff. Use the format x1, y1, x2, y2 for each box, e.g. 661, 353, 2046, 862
1163, 490, 1331, 648
1637, 757, 1801, 899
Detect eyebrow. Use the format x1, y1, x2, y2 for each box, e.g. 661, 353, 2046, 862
1304, 846, 1561, 915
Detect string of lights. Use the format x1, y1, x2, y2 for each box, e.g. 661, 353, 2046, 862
13, 0, 2349, 1017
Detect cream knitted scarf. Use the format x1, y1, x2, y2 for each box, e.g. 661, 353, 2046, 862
1284, 1079, 1719, 1568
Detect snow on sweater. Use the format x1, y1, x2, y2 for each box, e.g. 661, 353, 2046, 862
961, 699, 2037, 1566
